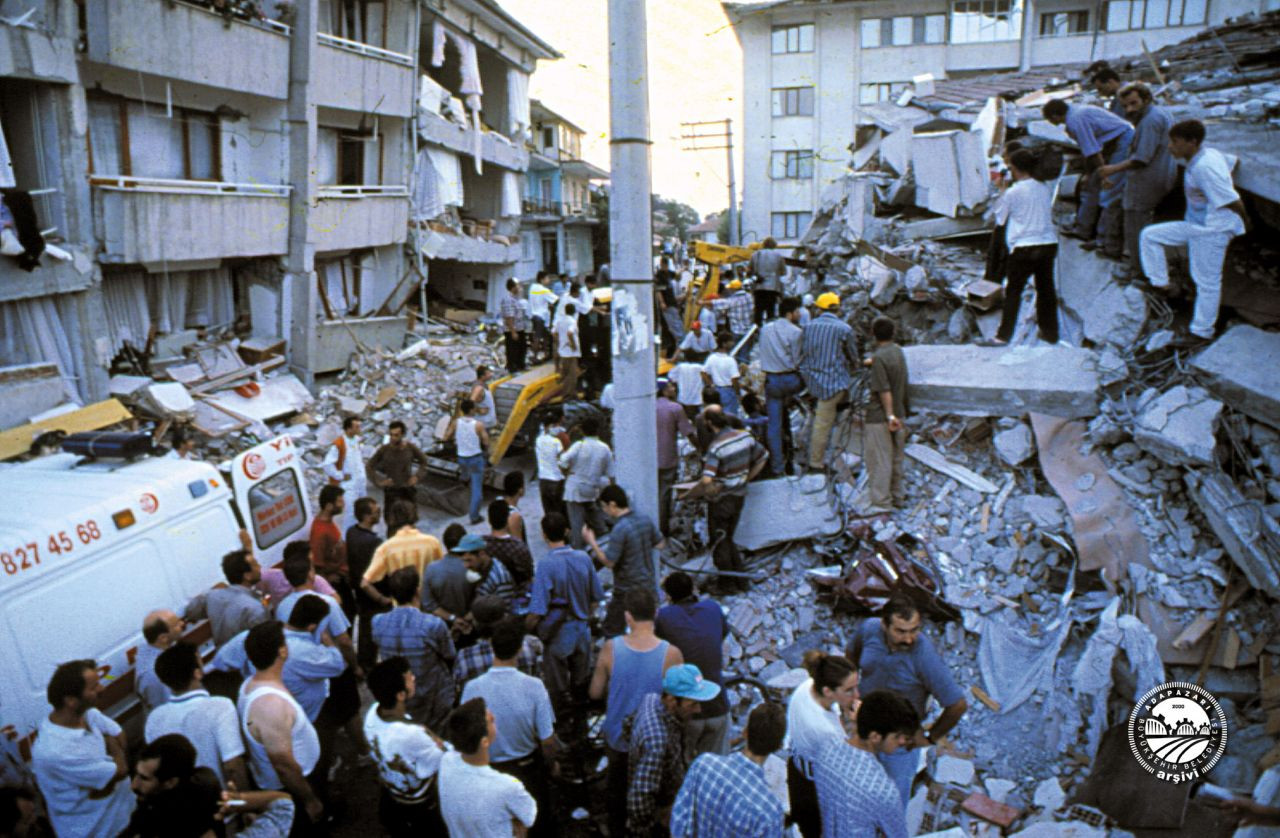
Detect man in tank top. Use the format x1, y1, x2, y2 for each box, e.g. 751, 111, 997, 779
444, 398, 491, 525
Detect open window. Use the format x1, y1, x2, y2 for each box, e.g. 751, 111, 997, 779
1, 79, 67, 240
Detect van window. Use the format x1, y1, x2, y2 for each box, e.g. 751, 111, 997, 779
248, 470, 306, 550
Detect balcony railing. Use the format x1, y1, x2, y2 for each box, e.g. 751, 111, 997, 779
317, 184, 410, 198
90, 175, 291, 197
317, 31, 413, 65
521, 199, 601, 220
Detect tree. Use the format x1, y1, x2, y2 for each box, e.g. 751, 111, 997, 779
715, 210, 731, 245
651, 195, 700, 242
591, 188, 610, 271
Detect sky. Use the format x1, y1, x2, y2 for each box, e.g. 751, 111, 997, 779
500, 0, 744, 218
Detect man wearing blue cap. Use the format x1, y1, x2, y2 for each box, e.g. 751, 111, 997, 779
623, 663, 721, 836
422, 534, 485, 645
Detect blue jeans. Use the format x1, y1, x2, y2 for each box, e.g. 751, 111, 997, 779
878, 747, 917, 808
716, 386, 740, 417
765, 372, 803, 475
459, 454, 485, 522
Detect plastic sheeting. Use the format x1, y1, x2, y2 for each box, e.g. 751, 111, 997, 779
410, 149, 445, 222
425, 148, 463, 208
1071, 597, 1164, 758
501, 172, 522, 217
977, 608, 1073, 714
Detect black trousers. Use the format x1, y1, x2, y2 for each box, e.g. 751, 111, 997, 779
505, 331, 528, 373
492, 751, 553, 837
753, 289, 780, 325
997, 243, 1059, 343
539, 478, 567, 521
378, 786, 446, 837
787, 758, 822, 838
708, 493, 746, 574
606, 747, 630, 838
985, 223, 1009, 284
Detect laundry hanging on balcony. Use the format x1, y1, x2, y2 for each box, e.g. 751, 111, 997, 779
425, 148, 464, 209
508, 68, 530, 142
501, 172, 521, 218
430, 20, 485, 175
411, 149, 445, 222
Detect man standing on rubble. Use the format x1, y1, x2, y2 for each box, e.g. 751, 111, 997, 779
986, 148, 1060, 346
749, 237, 787, 326
759, 296, 805, 476
1092, 68, 1127, 118
799, 292, 858, 472
1044, 99, 1133, 260
846, 595, 967, 807
323, 416, 366, 532
367, 420, 430, 525
720, 279, 755, 357
1138, 119, 1249, 345
857, 317, 908, 515
1097, 82, 1177, 283
699, 408, 768, 595
502, 278, 530, 375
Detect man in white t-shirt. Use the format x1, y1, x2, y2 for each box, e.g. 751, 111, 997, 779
146, 642, 249, 789
528, 271, 558, 363
701, 334, 742, 417
365, 656, 447, 835
31, 659, 135, 838
438, 696, 537, 837
669, 358, 706, 417
552, 302, 581, 400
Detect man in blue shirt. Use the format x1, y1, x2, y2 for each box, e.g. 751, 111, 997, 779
582, 484, 664, 637
282, 595, 347, 723
1045, 99, 1134, 259
655, 572, 729, 759
372, 567, 456, 730
845, 595, 967, 807
799, 292, 858, 471
526, 513, 604, 730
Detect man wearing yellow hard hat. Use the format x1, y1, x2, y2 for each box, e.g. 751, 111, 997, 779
720, 276, 755, 359
798, 292, 858, 471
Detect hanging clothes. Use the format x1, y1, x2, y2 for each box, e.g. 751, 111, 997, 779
508, 68, 530, 140
411, 148, 445, 222
425, 148, 463, 207
0, 116, 15, 189
430, 19, 447, 67
1, 190, 45, 271
501, 172, 521, 217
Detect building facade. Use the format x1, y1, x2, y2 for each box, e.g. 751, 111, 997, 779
0, 0, 555, 416
725, 0, 1275, 245
516, 99, 608, 281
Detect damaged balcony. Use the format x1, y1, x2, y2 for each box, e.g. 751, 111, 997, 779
315, 34, 415, 118
91, 177, 290, 265
82, 0, 290, 100
312, 185, 410, 253
418, 108, 529, 172
1, 0, 78, 82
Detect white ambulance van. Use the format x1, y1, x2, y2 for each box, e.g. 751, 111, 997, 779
0, 434, 310, 771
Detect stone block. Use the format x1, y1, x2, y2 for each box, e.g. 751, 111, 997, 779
1133, 385, 1222, 468
1185, 470, 1280, 599
994, 424, 1034, 466
904, 344, 1101, 419
1191, 324, 1280, 430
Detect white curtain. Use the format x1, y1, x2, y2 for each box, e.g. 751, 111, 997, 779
101, 271, 151, 355
0, 295, 85, 404
184, 269, 235, 329
426, 148, 463, 207
319, 261, 353, 316
507, 68, 530, 140
0, 115, 14, 188
127, 102, 184, 180
148, 272, 190, 335
501, 172, 521, 217
87, 99, 123, 175
411, 148, 445, 221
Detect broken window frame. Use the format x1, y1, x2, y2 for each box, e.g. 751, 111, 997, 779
860, 14, 947, 46
770, 211, 812, 240
1102, 0, 1206, 30
949, 0, 1024, 43
771, 23, 815, 54
317, 125, 383, 186
771, 86, 815, 117
770, 150, 815, 180
85, 92, 222, 183
1038, 9, 1090, 35
318, 0, 389, 48
859, 82, 910, 105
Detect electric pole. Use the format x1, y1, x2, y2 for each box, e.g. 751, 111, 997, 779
607, 0, 659, 527
679, 118, 738, 245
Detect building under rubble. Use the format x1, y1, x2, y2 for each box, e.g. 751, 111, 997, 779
0, 0, 593, 428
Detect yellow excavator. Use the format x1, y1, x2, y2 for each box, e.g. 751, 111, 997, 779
475, 240, 767, 466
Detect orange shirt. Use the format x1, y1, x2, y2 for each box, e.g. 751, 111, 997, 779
362, 526, 443, 584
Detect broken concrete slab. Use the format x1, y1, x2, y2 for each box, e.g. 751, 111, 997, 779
934, 754, 976, 786
904, 344, 1101, 420
0, 363, 71, 429
994, 424, 1034, 466
733, 474, 843, 551
911, 130, 989, 218
1133, 385, 1222, 468
1191, 324, 1280, 430
1185, 469, 1280, 599
1055, 239, 1148, 349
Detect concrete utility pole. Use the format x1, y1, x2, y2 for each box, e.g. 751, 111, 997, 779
679, 119, 739, 245
607, 0, 659, 526
284, 0, 319, 384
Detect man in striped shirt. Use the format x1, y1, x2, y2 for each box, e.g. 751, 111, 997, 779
699, 409, 767, 594
718, 280, 755, 358
799, 293, 859, 472
501, 278, 530, 374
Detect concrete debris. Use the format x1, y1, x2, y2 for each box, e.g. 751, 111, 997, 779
1185, 470, 1280, 599
934, 754, 976, 786
1072, 599, 1165, 759
1033, 777, 1067, 812
1191, 324, 1280, 430
994, 424, 1034, 466
1133, 385, 1223, 468
1055, 239, 1148, 350
733, 474, 843, 550
904, 345, 1101, 420
1018, 495, 1066, 529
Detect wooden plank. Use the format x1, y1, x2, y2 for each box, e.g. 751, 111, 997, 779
971, 684, 1002, 712
905, 443, 999, 493
0, 399, 134, 461
188, 357, 286, 396
1173, 614, 1217, 650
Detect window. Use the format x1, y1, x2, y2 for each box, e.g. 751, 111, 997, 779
771, 212, 812, 240
248, 469, 306, 550
87, 95, 220, 181
319, 0, 388, 47
317, 127, 378, 185
542, 126, 555, 152
861, 14, 946, 46
1102, 0, 1205, 29
770, 150, 815, 179
1, 80, 67, 238
771, 23, 815, 53
772, 86, 815, 117
950, 0, 1024, 43
859, 82, 910, 105
1039, 10, 1090, 34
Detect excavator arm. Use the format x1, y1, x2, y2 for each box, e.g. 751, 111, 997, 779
681, 240, 763, 331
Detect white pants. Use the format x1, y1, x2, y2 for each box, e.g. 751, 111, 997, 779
1139, 221, 1234, 339
340, 479, 367, 532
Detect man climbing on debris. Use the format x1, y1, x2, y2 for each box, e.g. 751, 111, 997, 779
1091, 67, 1127, 118
856, 316, 908, 516
528, 271, 558, 363
758, 296, 805, 477
1097, 82, 1177, 283
1044, 98, 1133, 260
367, 420, 430, 525
846, 595, 967, 808
749, 236, 787, 326
985, 148, 1060, 346
698, 408, 768, 595
1138, 119, 1249, 345
799, 292, 858, 473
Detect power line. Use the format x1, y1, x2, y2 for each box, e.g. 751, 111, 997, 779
678, 119, 738, 244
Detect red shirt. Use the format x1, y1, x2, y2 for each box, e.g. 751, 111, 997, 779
309, 517, 346, 579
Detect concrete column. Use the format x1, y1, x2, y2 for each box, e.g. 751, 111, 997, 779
76, 284, 112, 402
1019, 0, 1037, 71
283, 0, 319, 384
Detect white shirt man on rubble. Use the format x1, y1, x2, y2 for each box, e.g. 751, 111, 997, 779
323, 416, 366, 531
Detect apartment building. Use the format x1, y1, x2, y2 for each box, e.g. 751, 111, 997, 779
412, 1, 558, 311
725, 0, 1275, 244
0, 0, 555, 413
515, 99, 608, 281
